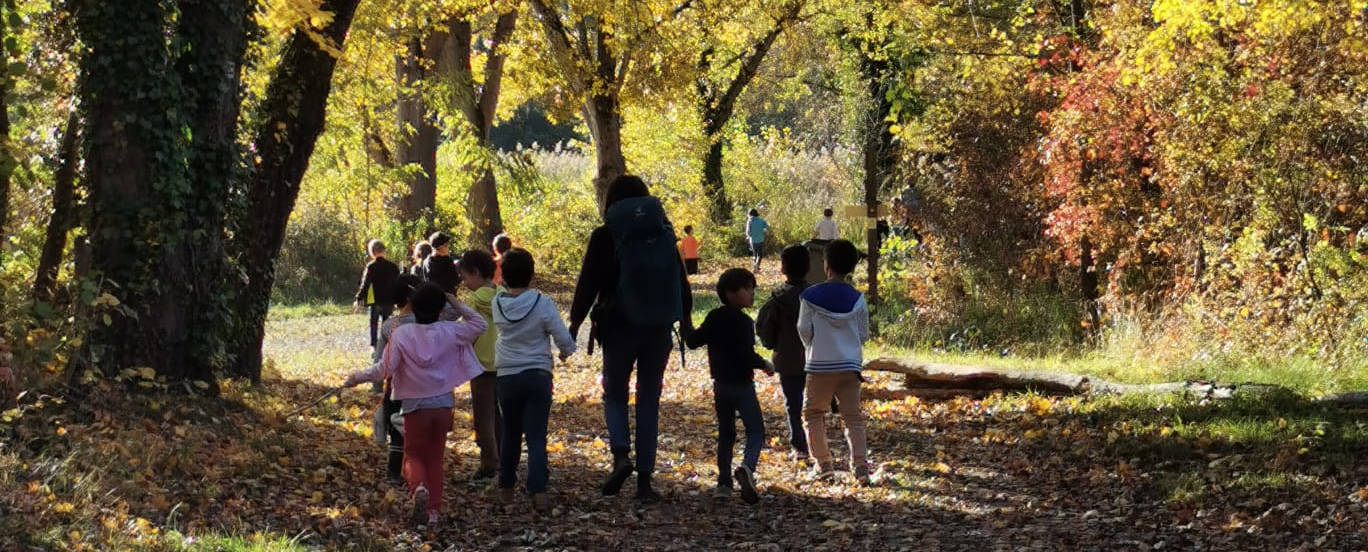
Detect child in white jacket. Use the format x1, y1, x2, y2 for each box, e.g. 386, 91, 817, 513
797, 239, 872, 485
491, 248, 577, 511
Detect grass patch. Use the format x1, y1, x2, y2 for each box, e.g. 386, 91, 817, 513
268, 302, 353, 321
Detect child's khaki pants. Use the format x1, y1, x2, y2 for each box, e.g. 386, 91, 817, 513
802, 371, 867, 471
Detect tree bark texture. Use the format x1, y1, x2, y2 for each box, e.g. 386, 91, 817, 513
439, 10, 516, 245
33, 111, 80, 302
394, 35, 439, 227
72, 0, 248, 383
229, 0, 362, 381
0, 0, 14, 268
858, 50, 897, 310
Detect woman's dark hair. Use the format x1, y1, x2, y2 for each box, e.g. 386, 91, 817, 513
604, 175, 649, 209
390, 274, 425, 309
500, 248, 535, 288
716, 268, 757, 303
684, 224, 694, 234
458, 249, 497, 280
749, 208, 760, 217
491, 233, 513, 255
410, 283, 447, 324
824, 239, 859, 276
823, 208, 834, 217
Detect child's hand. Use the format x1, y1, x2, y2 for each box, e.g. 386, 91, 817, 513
342, 373, 360, 388
558, 351, 571, 362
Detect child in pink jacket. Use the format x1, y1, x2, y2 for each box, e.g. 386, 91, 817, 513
344, 282, 486, 527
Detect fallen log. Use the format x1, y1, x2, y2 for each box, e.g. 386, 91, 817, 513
862, 357, 1344, 402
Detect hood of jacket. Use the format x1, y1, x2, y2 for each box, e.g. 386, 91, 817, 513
494, 290, 543, 324
801, 282, 863, 326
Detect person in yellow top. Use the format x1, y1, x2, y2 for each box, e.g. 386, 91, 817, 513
679, 225, 702, 275
458, 249, 503, 480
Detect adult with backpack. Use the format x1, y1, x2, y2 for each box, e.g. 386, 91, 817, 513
569, 175, 694, 503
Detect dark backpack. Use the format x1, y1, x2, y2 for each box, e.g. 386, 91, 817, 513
604, 196, 684, 327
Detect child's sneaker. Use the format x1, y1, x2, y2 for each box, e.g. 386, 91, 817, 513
811, 464, 836, 482
601, 454, 635, 496
470, 467, 497, 481
410, 485, 429, 526
733, 466, 759, 504
712, 485, 733, 499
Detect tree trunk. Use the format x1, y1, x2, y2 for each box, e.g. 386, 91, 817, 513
701, 139, 728, 223
174, 0, 250, 376
858, 54, 897, 311
72, 0, 206, 381
439, 11, 515, 245
394, 36, 438, 227
33, 111, 80, 302
0, 0, 13, 268
228, 0, 362, 381
586, 92, 626, 211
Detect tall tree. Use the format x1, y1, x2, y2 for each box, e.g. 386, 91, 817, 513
0, 0, 16, 263
32, 110, 79, 302
527, 0, 693, 209
695, 1, 802, 224
393, 31, 441, 227
228, 0, 363, 381
437, 5, 518, 243
70, 0, 248, 382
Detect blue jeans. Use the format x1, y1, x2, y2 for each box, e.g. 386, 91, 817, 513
779, 374, 808, 454
600, 324, 673, 478
714, 379, 765, 487
498, 369, 553, 494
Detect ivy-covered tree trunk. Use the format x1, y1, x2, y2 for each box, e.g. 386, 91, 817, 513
174, 0, 251, 375
394, 35, 439, 228
71, 0, 205, 380
33, 111, 80, 302
229, 0, 362, 381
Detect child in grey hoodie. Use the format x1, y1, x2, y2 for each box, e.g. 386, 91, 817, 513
491, 248, 577, 511
797, 239, 872, 485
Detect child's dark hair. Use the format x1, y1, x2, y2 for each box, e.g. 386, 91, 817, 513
684, 225, 693, 234
780, 245, 810, 281
368, 239, 386, 255
492, 234, 513, 255
824, 239, 859, 276
414, 241, 433, 259
428, 231, 451, 249
410, 282, 447, 324
716, 267, 757, 304
390, 274, 425, 309
500, 248, 535, 288
823, 207, 833, 217
749, 208, 760, 217
458, 249, 496, 280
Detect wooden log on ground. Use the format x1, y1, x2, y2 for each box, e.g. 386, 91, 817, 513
863, 357, 1090, 395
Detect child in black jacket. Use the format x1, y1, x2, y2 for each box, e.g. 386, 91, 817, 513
685, 268, 772, 504
756, 245, 811, 460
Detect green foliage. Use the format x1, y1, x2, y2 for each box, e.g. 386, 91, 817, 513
272, 206, 363, 305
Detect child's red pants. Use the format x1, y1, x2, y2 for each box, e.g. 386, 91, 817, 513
402, 407, 452, 513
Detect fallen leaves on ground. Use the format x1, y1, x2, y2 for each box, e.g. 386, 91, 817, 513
2, 306, 1367, 551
